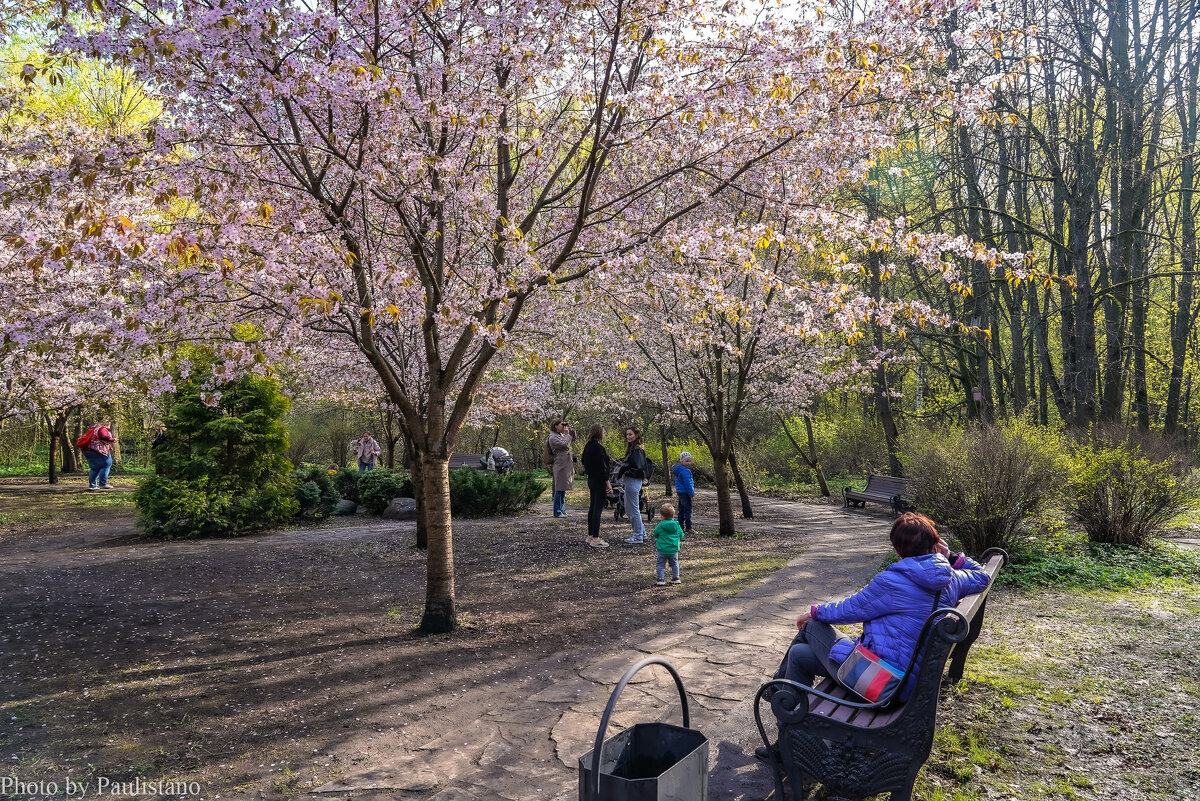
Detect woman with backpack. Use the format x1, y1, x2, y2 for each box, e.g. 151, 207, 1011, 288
77, 421, 117, 490
547, 418, 576, 517
616, 426, 650, 544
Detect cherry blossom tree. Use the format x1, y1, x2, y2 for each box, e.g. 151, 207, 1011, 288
51, 0, 1014, 631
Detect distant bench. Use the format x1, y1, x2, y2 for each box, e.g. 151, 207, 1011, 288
844, 474, 912, 516
448, 453, 483, 469
754, 549, 1007, 801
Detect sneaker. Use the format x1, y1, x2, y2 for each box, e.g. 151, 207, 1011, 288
655, 579, 666, 586
586, 537, 610, 548
98, 484, 112, 489
670, 578, 681, 584
623, 537, 645, 544
87, 485, 98, 491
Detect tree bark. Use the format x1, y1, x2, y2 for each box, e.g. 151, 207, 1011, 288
45, 413, 60, 485
712, 453, 735, 537
418, 454, 455, 633
728, 450, 753, 519
659, 421, 672, 498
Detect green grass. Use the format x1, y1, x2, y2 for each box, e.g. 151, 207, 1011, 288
1002, 537, 1200, 591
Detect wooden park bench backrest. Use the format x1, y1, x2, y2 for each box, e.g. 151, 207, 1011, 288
864, 474, 909, 498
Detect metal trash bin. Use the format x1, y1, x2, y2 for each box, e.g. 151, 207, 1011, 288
578, 656, 708, 801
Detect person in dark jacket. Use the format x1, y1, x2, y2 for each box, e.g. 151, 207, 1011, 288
581, 424, 612, 548
615, 426, 649, 544
778, 512, 991, 700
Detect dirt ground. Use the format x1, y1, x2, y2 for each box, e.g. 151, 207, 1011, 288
2, 475, 1198, 801
0, 477, 797, 799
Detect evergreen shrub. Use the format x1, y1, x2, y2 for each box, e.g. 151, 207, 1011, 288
448, 468, 545, 517
332, 467, 362, 502
359, 468, 413, 514
135, 366, 299, 538
1067, 428, 1200, 547
293, 464, 338, 516
900, 417, 1069, 554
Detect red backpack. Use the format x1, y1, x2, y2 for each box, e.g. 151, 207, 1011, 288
75, 427, 97, 450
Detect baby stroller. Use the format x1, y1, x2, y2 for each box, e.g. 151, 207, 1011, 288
607, 458, 655, 522
479, 447, 515, 475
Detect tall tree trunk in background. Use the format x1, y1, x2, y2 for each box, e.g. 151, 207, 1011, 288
60, 423, 78, 473
728, 450, 753, 519
779, 414, 831, 497
1166, 25, 1198, 433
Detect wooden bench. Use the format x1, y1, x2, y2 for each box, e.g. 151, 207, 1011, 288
753, 549, 1007, 801
448, 453, 484, 469
844, 474, 912, 516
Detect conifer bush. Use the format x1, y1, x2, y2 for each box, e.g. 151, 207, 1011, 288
359, 468, 413, 514
135, 366, 298, 538
448, 468, 545, 517
293, 465, 338, 516
332, 467, 361, 502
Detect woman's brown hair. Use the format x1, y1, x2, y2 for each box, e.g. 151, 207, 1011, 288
889, 512, 942, 559
624, 426, 644, 453
588, 423, 604, 442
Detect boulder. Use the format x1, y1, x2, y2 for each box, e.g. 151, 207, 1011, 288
332, 499, 358, 516
382, 497, 417, 521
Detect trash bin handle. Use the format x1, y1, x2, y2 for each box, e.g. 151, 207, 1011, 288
588, 656, 690, 801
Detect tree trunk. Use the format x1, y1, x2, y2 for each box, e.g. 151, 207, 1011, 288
406, 437, 428, 550
60, 419, 78, 473
712, 453, 735, 537
804, 417, 831, 497
418, 454, 456, 633
659, 423, 672, 498
44, 413, 61, 485
728, 450, 753, 519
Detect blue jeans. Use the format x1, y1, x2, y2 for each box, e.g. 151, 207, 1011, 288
656, 551, 679, 581
677, 492, 693, 530
624, 478, 645, 540
358, 461, 375, 473
83, 450, 112, 488
778, 620, 850, 687
553, 490, 566, 516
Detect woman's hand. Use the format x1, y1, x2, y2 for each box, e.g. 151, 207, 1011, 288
796, 609, 812, 630
933, 540, 950, 558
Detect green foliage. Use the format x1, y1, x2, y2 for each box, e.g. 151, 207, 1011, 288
332, 467, 361, 502
293, 464, 338, 516
901, 417, 1070, 554
1067, 429, 1200, 547
359, 468, 413, 514
134, 366, 298, 539
447, 468, 546, 517
1003, 535, 1200, 591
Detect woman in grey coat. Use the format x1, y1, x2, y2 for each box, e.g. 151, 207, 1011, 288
548, 419, 576, 517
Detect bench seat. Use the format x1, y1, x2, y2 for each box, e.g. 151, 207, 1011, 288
844, 474, 912, 516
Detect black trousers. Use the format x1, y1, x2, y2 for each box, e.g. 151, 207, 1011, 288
587, 477, 607, 539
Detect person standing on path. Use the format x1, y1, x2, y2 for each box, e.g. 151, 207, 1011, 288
672, 452, 695, 533
652, 503, 684, 585
79, 421, 116, 490
581, 424, 613, 548
350, 432, 381, 473
548, 418, 576, 518
616, 426, 649, 543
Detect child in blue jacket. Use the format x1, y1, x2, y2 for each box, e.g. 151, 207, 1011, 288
671, 452, 695, 533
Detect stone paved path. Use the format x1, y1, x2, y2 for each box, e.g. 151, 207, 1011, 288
304, 497, 893, 801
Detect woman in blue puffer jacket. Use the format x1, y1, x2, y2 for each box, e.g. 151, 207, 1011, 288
778, 512, 991, 702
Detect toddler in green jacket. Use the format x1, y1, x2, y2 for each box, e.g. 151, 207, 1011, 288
653, 503, 685, 586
